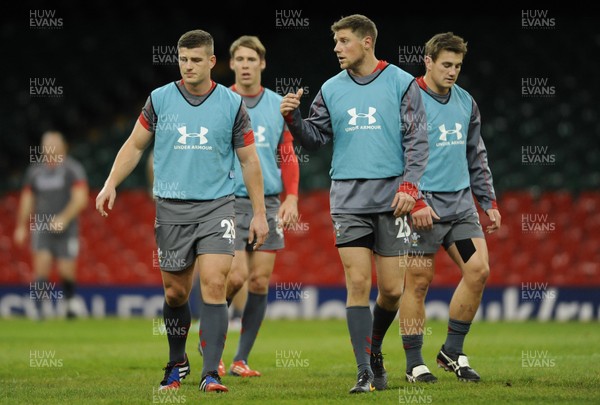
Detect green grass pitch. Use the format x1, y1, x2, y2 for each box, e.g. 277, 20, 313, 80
1, 318, 599, 404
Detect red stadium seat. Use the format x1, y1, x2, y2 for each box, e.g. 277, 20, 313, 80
1, 189, 599, 288
498, 190, 535, 215
575, 191, 600, 214
538, 190, 573, 213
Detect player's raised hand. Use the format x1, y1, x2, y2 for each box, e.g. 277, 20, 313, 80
280, 88, 304, 116
96, 184, 117, 217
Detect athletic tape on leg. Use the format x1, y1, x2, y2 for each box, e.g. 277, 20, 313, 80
455, 239, 476, 264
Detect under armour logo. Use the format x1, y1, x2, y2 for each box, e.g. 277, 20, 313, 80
255, 125, 266, 143
438, 123, 462, 141
347, 107, 377, 125
177, 126, 209, 145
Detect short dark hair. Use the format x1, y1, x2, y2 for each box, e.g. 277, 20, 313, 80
177, 29, 214, 54
425, 32, 468, 61
331, 14, 378, 46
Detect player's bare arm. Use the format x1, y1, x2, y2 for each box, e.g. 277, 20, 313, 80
96, 120, 153, 217
236, 144, 269, 249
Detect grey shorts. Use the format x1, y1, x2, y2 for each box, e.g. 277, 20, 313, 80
399, 211, 485, 255
331, 212, 404, 257
31, 229, 79, 259
234, 196, 284, 251
154, 197, 236, 271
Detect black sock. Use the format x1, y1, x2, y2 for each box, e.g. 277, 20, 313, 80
33, 277, 48, 316
62, 280, 76, 300
62, 279, 77, 316
163, 301, 191, 363
371, 303, 397, 354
